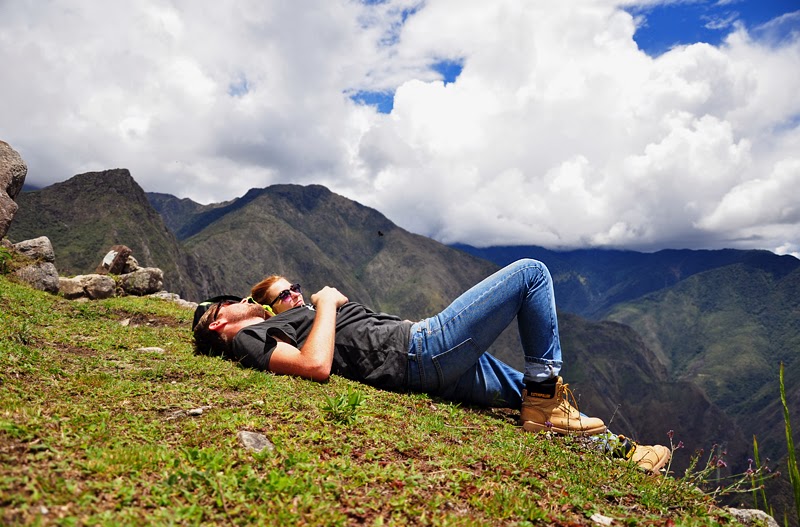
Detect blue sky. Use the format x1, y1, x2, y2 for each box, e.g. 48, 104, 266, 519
628, 0, 800, 54
1, 1, 799, 255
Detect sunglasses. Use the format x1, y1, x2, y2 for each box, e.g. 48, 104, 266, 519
269, 283, 301, 307
208, 297, 268, 323
208, 299, 237, 323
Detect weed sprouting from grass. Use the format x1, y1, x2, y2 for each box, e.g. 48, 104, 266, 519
5, 320, 33, 345
0, 246, 11, 273
751, 435, 773, 516
779, 362, 800, 524
675, 441, 778, 502
321, 388, 365, 425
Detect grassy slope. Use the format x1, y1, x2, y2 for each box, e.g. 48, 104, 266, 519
0, 275, 744, 526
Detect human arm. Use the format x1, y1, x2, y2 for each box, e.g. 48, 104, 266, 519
266, 286, 348, 381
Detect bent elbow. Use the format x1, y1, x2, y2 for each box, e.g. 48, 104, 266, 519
308, 361, 332, 382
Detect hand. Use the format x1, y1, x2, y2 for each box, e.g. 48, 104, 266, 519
311, 286, 348, 309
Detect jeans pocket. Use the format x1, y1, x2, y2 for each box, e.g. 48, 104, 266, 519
431, 338, 479, 389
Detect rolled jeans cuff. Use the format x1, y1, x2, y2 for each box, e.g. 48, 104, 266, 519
524, 359, 562, 382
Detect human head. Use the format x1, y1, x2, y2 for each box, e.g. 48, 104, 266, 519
250, 275, 283, 305
193, 299, 268, 356
251, 275, 304, 314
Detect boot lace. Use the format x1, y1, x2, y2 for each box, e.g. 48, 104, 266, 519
556, 381, 582, 419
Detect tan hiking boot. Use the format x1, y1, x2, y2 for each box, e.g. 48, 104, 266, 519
629, 443, 671, 474
611, 436, 671, 475
520, 376, 606, 435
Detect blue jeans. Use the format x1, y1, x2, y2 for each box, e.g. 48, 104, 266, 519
406, 259, 562, 409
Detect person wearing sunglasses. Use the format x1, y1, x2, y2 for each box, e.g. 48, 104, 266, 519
192, 259, 671, 473
250, 278, 304, 315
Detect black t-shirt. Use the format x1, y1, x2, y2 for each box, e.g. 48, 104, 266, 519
230, 302, 412, 389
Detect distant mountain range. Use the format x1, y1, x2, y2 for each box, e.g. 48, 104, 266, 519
7, 169, 800, 517
453, 243, 800, 319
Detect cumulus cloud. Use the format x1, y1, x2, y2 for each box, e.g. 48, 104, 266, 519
0, 0, 798, 255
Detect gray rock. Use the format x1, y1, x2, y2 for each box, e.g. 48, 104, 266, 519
237, 431, 274, 453
725, 508, 778, 527
0, 140, 27, 239
14, 262, 59, 293
124, 255, 139, 273
83, 274, 116, 299
58, 276, 86, 299
119, 267, 163, 295
12, 236, 55, 263
58, 274, 116, 300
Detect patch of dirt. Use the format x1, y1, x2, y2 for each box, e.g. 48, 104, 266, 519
26, 337, 97, 358
117, 313, 183, 328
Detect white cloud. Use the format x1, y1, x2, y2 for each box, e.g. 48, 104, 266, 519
0, 0, 798, 255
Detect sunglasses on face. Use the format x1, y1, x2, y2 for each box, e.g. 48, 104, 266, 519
209, 297, 264, 322
207, 300, 236, 323
269, 283, 301, 307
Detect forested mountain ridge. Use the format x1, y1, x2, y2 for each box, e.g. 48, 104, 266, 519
453, 243, 800, 319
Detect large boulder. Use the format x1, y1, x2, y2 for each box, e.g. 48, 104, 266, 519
59, 274, 116, 300
119, 267, 163, 295
12, 236, 56, 263
0, 141, 28, 239
12, 236, 59, 293
14, 262, 59, 293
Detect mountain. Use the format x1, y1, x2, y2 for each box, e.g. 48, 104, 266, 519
605, 263, 800, 518
150, 184, 503, 320
146, 192, 220, 236
558, 313, 744, 467
7, 169, 206, 301
605, 263, 800, 430
452, 243, 800, 319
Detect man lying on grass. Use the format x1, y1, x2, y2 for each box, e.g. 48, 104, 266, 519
193, 259, 670, 473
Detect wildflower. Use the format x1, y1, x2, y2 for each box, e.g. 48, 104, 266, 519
716, 459, 728, 468
545, 421, 553, 428
676, 441, 684, 449
667, 429, 674, 440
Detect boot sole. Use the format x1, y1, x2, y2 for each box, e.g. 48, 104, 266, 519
521, 420, 607, 436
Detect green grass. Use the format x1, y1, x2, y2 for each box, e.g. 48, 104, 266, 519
0, 274, 751, 526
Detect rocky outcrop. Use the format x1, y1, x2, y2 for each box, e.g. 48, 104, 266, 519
8, 169, 206, 301
8, 239, 166, 299
0, 141, 27, 239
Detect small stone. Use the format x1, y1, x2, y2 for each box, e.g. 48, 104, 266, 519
237, 430, 274, 453
590, 513, 613, 526
136, 347, 164, 353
